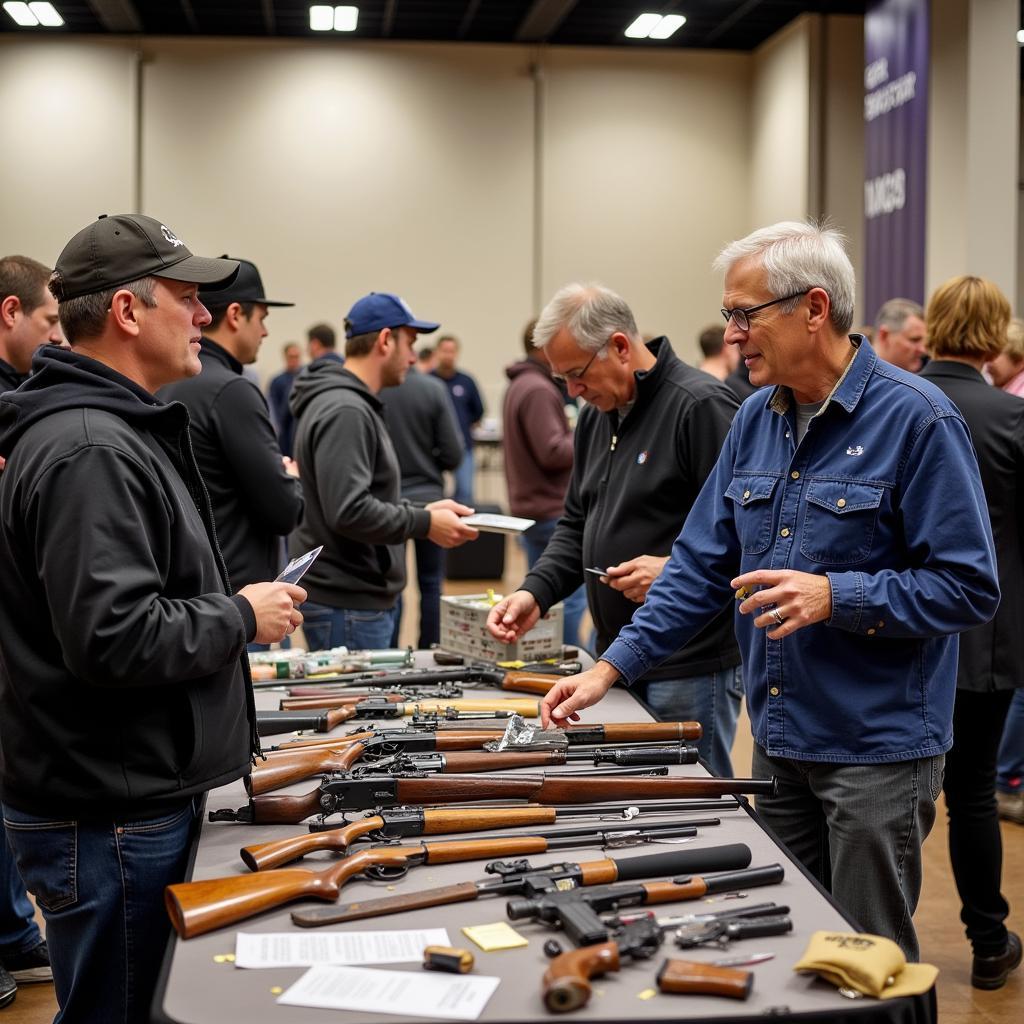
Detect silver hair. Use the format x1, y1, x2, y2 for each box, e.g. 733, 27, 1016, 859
712, 221, 856, 335
874, 297, 923, 333
532, 283, 639, 354
56, 276, 158, 344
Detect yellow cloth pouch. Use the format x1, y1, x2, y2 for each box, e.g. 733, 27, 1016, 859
793, 931, 938, 999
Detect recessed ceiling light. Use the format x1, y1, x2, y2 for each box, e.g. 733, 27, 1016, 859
649, 14, 685, 40
310, 5, 334, 31
334, 5, 357, 32
4, 2, 39, 26
310, 5, 358, 32
624, 13, 662, 40
1017, 28, 1024, 45
28, 1, 62, 26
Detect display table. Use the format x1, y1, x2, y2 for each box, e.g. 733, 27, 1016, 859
153, 667, 936, 1024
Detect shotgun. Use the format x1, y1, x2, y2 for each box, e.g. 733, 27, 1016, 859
289, 849, 761, 929
239, 803, 729, 871
245, 741, 701, 796
165, 837, 752, 940
209, 773, 777, 825
255, 698, 541, 735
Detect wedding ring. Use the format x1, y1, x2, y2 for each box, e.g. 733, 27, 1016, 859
770, 607, 785, 627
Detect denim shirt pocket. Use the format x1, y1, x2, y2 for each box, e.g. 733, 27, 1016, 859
800, 479, 885, 565
725, 475, 779, 555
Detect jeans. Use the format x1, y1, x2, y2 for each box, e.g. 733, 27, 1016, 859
752, 745, 943, 961
301, 601, 399, 652
410, 537, 445, 648
0, 823, 41, 955
996, 688, 1024, 792
633, 666, 744, 778
944, 688, 1014, 955
520, 519, 587, 648
452, 452, 475, 507
3, 798, 200, 1024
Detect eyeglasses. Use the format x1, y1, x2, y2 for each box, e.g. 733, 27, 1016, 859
550, 342, 607, 386
720, 291, 808, 332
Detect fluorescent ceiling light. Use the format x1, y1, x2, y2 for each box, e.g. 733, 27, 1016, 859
649, 14, 685, 40
4, 2, 39, 26
28, 1, 62, 25
334, 5, 357, 32
309, 5, 334, 31
310, 5, 358, 32
625, 13, 662, 39
1018, 28, 1024, 45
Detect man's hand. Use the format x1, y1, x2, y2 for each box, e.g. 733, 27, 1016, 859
486, 590, 541, 643
282, 456, 299, 478
540, 661, 620, 727
731, 568, 832, 640
604, 555, 670, 603
238, 582, 307, 644
425, 498, 479, 548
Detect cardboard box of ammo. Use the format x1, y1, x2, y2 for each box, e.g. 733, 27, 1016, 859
439, 593, 563, 663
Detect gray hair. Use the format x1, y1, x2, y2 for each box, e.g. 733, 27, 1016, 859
532, 283, 639, 354
713, 221, 856, 335
874, 297, 923, 333
57, 276, 157, 344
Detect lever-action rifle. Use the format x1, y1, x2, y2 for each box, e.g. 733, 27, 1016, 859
239, 802, 730, 871
165, 836, 752, 939
245, 740, 701, 795
289, 847, 758, 929
211, 773, 778, 825
255, 698, 540, 736
277, 684, 464, 711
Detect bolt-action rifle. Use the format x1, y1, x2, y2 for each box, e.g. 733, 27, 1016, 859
210, 773, 778, 825
165, 836, 752, 939
239, 802, 732, 871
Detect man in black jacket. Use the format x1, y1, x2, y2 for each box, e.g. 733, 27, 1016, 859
159, 258, 303, 602
487, 283, 742, 775
289, 291, 478, 651
0, 214, 305, 1024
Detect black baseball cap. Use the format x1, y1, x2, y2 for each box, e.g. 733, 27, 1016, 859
49, 214, 239, 301
199, 258, 294, 308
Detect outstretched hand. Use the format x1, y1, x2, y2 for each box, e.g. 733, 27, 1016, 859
540, 662, 620, 727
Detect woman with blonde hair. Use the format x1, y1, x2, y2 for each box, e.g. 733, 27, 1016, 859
920, 275, 1024, 989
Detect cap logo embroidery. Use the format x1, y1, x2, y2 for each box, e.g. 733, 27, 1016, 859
846, 445, 864, 456
160, 225, 185, 248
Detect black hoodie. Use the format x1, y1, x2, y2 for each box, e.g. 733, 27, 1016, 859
0, 347, 258, 818
289, 360, 431, 609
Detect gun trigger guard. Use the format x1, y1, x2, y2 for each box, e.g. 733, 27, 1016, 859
362, 863, 410, 882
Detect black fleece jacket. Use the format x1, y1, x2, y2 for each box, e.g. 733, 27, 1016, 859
159, 338, 303, 588
289, 361, 431, 609
0, 347, 258, 818
522, 337, 741, 680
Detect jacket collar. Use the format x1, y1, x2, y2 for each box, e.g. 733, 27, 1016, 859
200, 337, 243, 375
920, 359, 986, 384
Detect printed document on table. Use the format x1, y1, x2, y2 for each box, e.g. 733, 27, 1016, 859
234, 928, 449, 968
277, 964, 500, 1020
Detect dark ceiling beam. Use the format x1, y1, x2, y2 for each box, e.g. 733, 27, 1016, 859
261, 0, 276, 35
86, 0, 143, 32
457, 0, 482, 39
178, 0, 199, 33
515, 0, 579, 42
382, 0, 397, 37
703, 0, 764, 46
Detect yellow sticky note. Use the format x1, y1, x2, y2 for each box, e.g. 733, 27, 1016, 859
637, 988, 657, 1001
461, 921, 529, 951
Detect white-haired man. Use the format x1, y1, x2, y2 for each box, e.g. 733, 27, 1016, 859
537, 222, 999, 961
873, 297, 927, 372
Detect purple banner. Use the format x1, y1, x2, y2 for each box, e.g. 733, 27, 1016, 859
863, 0, 929, 320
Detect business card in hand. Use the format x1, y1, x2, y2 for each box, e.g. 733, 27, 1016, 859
276, 545, 323, 585
460, 513, 536, 535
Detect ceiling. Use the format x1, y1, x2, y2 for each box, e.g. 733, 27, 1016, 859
1, 1, 869, 50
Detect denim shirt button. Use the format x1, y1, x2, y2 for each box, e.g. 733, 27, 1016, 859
790, 471, 800, 480
780, 528, 790, 538
867, 628, 876, 635
769, 686, 780, 696
837, 498, 847, 508
743, 489, 751, 499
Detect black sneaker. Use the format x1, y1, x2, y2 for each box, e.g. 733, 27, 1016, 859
971, 931, 1023, 990
0, 964, 14, 1008
3, 940, 52, 983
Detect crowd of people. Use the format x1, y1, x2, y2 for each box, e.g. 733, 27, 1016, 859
0, 214, 1021, 1021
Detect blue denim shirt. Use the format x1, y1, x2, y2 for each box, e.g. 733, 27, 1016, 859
603, 339, 999, 763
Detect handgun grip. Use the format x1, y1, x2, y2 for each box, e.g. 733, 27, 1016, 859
542, 942, 620, 1013
656, 959, 753, 999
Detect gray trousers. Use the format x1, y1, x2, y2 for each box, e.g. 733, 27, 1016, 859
752, 745, 944, 961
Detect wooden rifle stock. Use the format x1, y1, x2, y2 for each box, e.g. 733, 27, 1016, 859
499, 671, 559, 696
168, 835, 596, 939
241, 806, 562, 871
245, 742, 367, 796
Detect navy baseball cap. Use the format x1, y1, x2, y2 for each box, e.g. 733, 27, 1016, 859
344, 292, 440, 338
50, 214, 239, 301
199, 258, 294, 308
